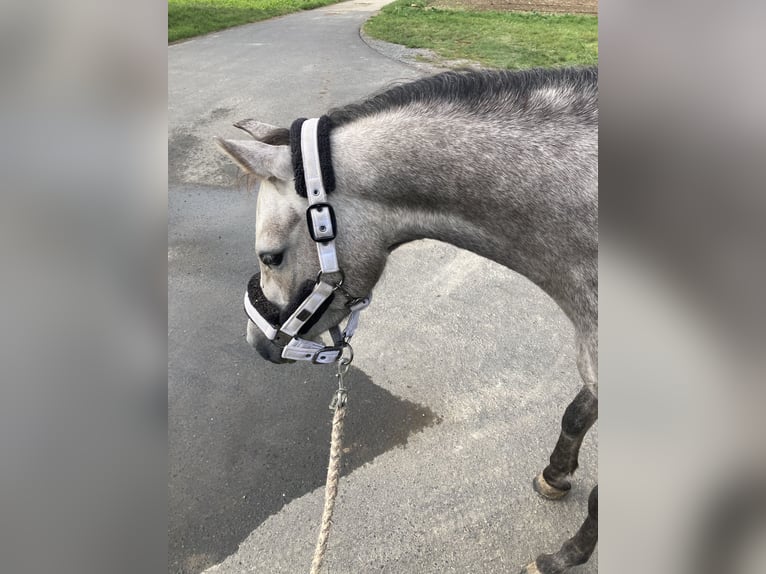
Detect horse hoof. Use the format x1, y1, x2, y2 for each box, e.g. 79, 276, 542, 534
533, 472, 570, 500
520, 562, 542, 574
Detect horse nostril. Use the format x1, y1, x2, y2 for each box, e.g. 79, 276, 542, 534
259, 251, 284, 267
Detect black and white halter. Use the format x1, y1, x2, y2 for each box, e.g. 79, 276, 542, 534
243, 117, 371, 364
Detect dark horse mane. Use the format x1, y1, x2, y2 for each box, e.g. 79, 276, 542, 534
328, 66, 597, 125
262, 66, 598, 145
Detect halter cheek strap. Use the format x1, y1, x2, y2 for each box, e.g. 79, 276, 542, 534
243, 117, 372, 364
301, 117, 340, 274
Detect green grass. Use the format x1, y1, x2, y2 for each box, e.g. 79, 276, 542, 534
169, 0, 342, 42
364, 1, 598, 69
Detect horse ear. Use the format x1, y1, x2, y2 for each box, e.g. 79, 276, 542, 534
233, 119, 279, 141
215, 138, 292, 181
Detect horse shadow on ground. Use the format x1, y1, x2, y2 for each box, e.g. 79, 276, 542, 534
169, 362, 439, 574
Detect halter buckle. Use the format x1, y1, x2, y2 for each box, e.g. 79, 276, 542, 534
306, 203, 337, 242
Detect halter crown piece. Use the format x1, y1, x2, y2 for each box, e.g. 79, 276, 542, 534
243, 117, 372, 364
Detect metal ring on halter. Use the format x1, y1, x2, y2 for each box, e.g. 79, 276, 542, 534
337, 344, 353, 374
316, 269, 344, 290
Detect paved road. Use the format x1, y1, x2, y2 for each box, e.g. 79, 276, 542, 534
168, 2, 597, 573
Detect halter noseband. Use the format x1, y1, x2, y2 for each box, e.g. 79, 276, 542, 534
243, 117, 371, 364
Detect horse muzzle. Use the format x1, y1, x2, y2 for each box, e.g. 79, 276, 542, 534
247, 321, 294, 364
244, 271, 346, 364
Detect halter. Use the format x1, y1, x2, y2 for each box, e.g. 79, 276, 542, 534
243, 117, 372, 364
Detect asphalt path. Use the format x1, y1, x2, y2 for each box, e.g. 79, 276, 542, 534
168, 2, 597, 573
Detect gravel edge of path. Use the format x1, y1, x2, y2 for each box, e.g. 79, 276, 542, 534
358, 27, 489, 74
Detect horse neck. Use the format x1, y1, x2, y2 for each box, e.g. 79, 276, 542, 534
331, 110, 598, 288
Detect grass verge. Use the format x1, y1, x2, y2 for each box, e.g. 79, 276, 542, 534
363, 0, 597, 69
169, 0, 343, 43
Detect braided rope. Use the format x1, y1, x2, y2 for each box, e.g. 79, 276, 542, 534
310, 401, 347, 574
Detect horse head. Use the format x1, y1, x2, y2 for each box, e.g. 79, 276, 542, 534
216, 119, 387, 364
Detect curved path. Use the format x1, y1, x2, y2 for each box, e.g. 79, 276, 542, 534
169, 0, 419, 187
169, 2, 597, 573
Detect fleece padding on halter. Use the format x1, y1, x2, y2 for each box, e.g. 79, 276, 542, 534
290, 116, 335, 197
247, 273, 280, 326
246, 272, 336, 336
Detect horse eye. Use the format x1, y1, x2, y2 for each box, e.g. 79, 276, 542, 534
259, 251, 284, 268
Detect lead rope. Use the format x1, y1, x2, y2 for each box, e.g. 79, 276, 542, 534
310, 351, 352, 574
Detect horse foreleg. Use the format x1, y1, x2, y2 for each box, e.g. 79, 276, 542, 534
533, 385, 598, 498
521, 485, 598, 574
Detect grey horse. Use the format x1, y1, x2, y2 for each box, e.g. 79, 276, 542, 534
217, 67, 598, 574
